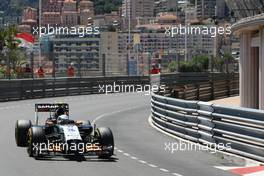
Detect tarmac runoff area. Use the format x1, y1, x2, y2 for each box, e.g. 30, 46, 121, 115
210, 96, 240, 107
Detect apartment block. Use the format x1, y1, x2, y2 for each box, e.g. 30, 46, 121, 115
52, 33, 101, 76
100, 32, 127, 75
195, 0, 216, 20
42, 0, 94, 27
124, 0, 155, 18
154, 0, 178, 15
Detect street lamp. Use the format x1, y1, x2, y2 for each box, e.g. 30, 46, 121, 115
26, 48, 35, 79
39, 0, 42, 67
122, 2, 131, 76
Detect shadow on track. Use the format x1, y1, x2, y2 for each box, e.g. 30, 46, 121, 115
34, 155, 119, 163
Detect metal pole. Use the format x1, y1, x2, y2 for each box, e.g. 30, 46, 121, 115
136, 44, 139, 76
102, 54, 106, 76
148, 52, 151, 76
177, 53, 180, 72
39, 0, 42, 66
52, 53, 55, 78
211, 55, 214, 73
184, 12, 188, 62
127, 53, 129, 76
30, 51, 34, 79
128, 1, 131, 76
78, 56, 81, 78
7, 49, 10, 80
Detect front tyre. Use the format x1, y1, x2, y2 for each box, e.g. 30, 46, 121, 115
15, 120, 32, 147
96, 127, 114, 159
27, 126, 46, 157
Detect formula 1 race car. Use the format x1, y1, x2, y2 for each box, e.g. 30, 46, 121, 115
15, 103, 114, 160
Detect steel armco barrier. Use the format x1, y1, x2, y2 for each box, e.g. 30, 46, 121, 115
151, 93, 264, 162
0, 76, 149, 102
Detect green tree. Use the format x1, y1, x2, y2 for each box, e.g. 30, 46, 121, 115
179, 61, 202, 72
179, 55, 209, 72
0, 25, 27, 78
0, 29, 6, 63
192, 55, 209, 71
212, 56, 224, 72
92, 0, 122, 14
223, 52, 235, 73
168, 61, 177, 72
107, 25, 116, 32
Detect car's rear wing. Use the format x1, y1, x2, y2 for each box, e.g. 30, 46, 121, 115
34, 103, 69, 125
35, 103, 69, 112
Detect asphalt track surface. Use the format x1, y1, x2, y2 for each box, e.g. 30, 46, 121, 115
0, 93, 238, 176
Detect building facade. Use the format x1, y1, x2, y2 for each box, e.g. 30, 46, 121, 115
154, 0, 178, 15
232, 14, 264, 109
117, 28, 216, 73
122, 0, 155, 19
195, 0, 216, 20
52, 33, 101, 76
42, 0, 94, 27
226, 0, 264, 19
122, 0, 155, 29
100, 32, 127, 75
227, 1, 264, 109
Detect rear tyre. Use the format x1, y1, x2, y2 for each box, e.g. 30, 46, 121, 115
96, 127, 114, 159
15, 120, 32, 147
27, 126, 46, 157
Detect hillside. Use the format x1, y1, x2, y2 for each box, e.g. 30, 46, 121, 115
0, 0, 37, 15
92, 0, 123, 14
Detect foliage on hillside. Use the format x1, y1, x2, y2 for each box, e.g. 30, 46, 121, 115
92, 0, 123, 14
0, 0, 37, 15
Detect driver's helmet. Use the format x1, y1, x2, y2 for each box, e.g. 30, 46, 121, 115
57, 114, 69, 122
54, 107, 65, 119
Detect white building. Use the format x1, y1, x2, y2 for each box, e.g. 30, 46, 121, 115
100, 32, 127, 76
52, 33, 101, 76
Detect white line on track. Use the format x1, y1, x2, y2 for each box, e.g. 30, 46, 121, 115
91, 105, 143, 125
123, 153, 130, 156
117, 147, 183, 176
130, 156, 138, 160
160, 168, 170, 172
148, 164, 158, 168
172, 173, 183, 176
92, 106, 184, 176
139, 160, 147, 164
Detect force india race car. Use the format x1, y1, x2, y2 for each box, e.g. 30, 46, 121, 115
15, 103, 114, 159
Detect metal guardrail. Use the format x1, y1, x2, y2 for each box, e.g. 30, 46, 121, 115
151, 93, 264, 162
0, 76, 149, 102
160, 73, 239, 101
0, 73, 237, 102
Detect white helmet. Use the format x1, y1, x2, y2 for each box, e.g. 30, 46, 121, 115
58, 114, 69, 121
